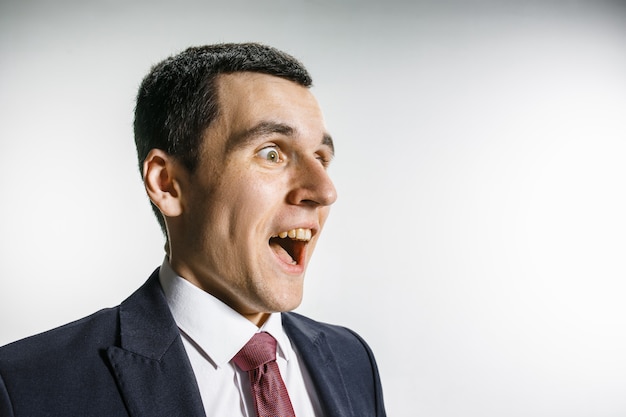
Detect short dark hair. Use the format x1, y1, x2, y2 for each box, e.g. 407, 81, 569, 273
133, 43, 313, 235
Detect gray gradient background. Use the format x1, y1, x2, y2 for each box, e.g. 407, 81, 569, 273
1, 1, 625, 416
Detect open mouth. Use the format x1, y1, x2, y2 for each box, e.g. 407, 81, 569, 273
269, 228, 312, 266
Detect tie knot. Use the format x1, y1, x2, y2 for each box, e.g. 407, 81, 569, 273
232, 332, 277, 372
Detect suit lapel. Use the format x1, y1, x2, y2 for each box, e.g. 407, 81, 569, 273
106, 270, 206, 417
282, 313, 355, 417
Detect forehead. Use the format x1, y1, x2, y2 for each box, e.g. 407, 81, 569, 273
209, 72, 332, 154
214, 72, 326, 133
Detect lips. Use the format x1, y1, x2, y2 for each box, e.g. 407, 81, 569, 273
270, 228, 312, 265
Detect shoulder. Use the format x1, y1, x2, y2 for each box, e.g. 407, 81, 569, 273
0, 307, 130, 416
283, 311, 369, 344
282, 312, 387, 416
282, 312, 365, 343
0, 268, 163, 367
0, 272, 167, 416
282, 311, 379, 366
0, 306, 120, 372
0, 307, 118, 362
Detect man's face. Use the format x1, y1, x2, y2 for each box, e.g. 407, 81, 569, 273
170, 72, 337, 323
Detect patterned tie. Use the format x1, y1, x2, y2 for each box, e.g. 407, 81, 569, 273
232, 332, 296, 417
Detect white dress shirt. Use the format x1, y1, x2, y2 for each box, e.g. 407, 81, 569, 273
158, 258, 321, 417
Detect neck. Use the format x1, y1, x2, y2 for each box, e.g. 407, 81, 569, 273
245, 311, 271, 327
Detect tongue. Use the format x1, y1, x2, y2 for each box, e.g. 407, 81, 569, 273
270, 238, 295, 264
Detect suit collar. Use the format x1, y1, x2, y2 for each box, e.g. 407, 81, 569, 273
282, 312, 355, 417
104, 270, 356, 417
106, 269, 206, 417
117, 268, 180, 358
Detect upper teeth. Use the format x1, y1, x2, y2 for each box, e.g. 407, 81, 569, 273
275, 228, 312, 241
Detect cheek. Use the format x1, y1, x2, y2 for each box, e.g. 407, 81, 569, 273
220, 187, 279, 236
234, 177, 283, 211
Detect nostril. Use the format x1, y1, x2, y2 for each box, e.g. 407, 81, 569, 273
286, 164, 337, 206
301, 199, 319, 206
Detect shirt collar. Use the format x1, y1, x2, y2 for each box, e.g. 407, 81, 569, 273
158, 257, 291, 368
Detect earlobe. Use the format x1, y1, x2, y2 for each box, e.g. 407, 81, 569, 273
143, 149, 184, 217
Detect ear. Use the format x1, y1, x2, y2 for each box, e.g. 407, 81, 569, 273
143, 149, 185, 218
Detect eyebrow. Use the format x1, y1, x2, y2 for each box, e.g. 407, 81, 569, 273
322, 133, 335, 156
226, 121, 335, 156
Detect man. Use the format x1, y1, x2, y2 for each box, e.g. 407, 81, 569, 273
0, 43, 386, 417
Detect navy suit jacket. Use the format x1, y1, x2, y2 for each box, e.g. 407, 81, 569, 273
0, 269, 386, 417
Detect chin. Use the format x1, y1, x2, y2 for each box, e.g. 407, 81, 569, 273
266, 289, 304, 313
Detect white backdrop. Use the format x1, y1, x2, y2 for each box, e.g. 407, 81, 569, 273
1, 1, 625, 416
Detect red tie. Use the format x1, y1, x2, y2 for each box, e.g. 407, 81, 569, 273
233, 332, 296, 417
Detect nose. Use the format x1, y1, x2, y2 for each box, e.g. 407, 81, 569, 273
287, 157, 338, 207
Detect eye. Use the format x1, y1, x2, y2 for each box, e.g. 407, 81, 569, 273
257, 146, 282, 163
316, 152, 333, 168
